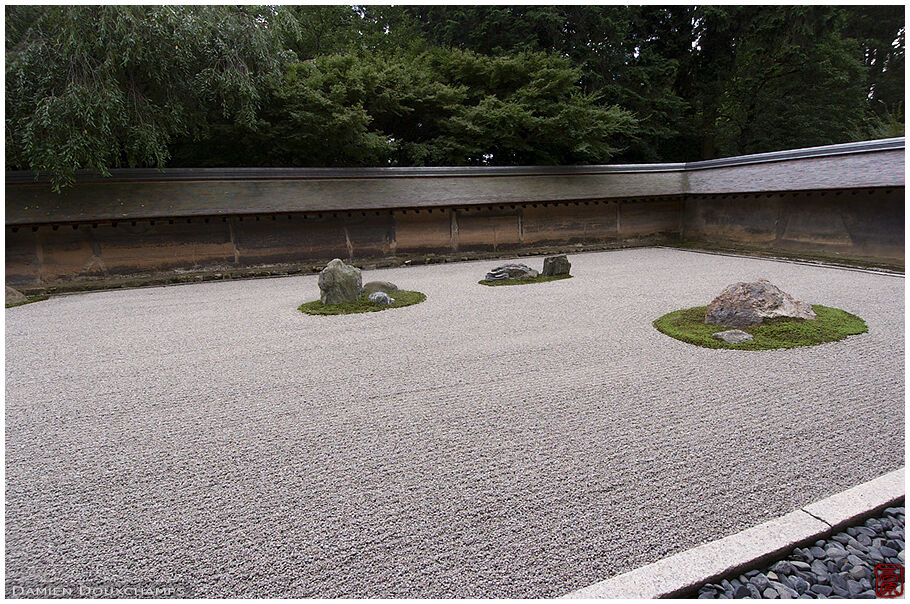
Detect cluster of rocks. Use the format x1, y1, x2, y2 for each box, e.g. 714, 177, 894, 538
318, 259, 398, 306
317, 254, 572, 305
697, 506, 905, 599
706, 278, 816, 344
483, 255, 571, 282
363, 280, 398, 306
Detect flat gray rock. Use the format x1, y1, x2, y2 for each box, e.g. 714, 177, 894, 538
541, 255, 571, 276
6, 286, 27, 305
363, 281, 399, 296
484, 263, 538, 281
318, 259, 362, 305
712, 329, 754, 344
706, 278, 816, 327
367, 291, 394, 306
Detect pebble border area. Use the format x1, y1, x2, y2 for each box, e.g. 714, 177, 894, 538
697, 506, 905, 599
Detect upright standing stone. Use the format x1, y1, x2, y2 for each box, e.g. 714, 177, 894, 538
541, 255, 571, 276
6, 286, 27, 305
318, 259, 362, 304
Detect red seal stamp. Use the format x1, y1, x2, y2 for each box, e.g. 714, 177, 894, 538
875, 563, 904, 598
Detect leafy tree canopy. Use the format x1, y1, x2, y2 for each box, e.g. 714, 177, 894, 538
6, 5, 905, 189
6, 6, 287, 189
711, 6, 869, 156
171, 49, 637, 168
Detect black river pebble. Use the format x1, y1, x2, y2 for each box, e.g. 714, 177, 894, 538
697, 506, 904, 598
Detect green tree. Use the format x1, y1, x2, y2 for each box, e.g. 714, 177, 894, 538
844, 6, 905, 119
277, 6, 362, 60
6, 6, 285, 188
418, 49, 637, 165
176, 48, 637, 168
168, 52, 453, 168
709, 7, 868, 156
395, 6, 690, 162
241, 56, 399, 167
681, 6, 744, 160
399, 5, 904, 160
7, 5, 903, 180
393, 6, 565, 56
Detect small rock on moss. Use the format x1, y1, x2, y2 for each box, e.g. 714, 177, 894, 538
368, 291, 394, 305
711, 329, 754, 344
484, 264, 538, 281
363, 281, 399, 296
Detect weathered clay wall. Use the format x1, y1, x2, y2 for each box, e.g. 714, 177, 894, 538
5, 139, 904, 291
8, 185, 901, 293
682, 188, 904, 266
5, 198, 684, 290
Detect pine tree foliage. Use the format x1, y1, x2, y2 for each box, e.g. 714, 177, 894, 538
5, 5, 904, 189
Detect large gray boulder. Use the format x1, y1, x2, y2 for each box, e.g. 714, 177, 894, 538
541, 255, 571, 276
318, 259, 362, 305
706, 278, 816, 328
6, 286, 27, 305
484, 263, 538, 281
362, 281, 399, 296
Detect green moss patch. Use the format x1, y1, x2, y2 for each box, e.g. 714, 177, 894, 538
478, 274, 573, 287
6, 295, 49, 309
653, 305, 868, 350
299, 290, 427, 315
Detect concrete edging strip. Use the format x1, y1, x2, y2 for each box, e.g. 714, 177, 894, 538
803, 470, 906, 532
564, 468, 905, 599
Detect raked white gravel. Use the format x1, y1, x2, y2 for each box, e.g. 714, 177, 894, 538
5, 247, 904, 597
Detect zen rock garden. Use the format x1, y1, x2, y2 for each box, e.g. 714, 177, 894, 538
6, 247, 902, 600
480, 254, 572, 286
299, 258, 426, 316
301, 258, 869, 353
300, 254, 576, 314
653, 277, 867, 350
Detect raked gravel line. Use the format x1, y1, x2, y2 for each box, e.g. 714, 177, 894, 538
5, 247, 905, 598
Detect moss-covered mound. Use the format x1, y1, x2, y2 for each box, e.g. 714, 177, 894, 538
299, 290, 426, 315
653, 304, 867, 350
478, 274, 572, 287
6, 295, 49, 309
